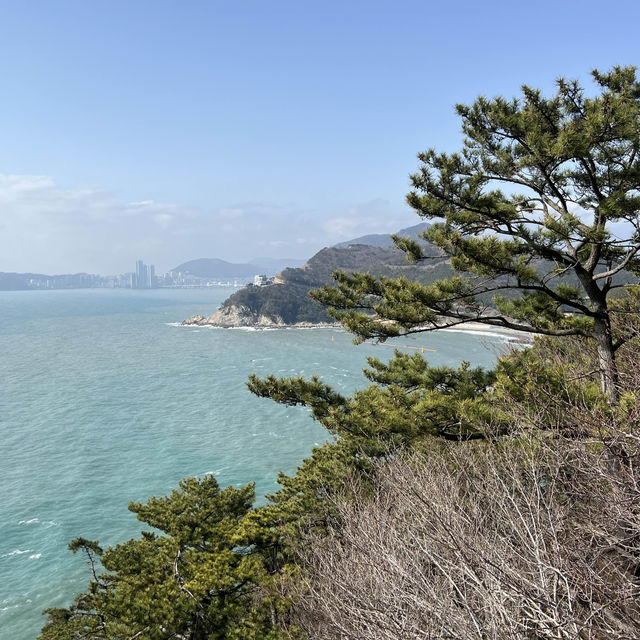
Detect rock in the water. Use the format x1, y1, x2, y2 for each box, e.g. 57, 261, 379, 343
181, 314, 208, 326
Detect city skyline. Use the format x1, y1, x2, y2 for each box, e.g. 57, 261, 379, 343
0, 256, 280, 291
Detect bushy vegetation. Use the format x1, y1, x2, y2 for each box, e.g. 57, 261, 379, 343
221, 281, 332, 325
41, 67, 640, 640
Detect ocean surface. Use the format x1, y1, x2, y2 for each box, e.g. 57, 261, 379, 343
1, 288, 516, 639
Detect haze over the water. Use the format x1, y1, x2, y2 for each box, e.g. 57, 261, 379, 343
0, 0, 637, 274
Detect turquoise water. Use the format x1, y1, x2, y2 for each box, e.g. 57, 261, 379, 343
0, 288, 514, 639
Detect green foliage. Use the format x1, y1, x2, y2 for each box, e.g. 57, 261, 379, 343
247, 374, 347, 421
68, 538, 103, 557
245, 351, 506, 566
250, 351, 498, 450
223, 282, 332, 325
493, 339, 604, 429
40, 476, 294, 640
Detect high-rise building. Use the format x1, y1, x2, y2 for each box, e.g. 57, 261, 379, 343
135, 260, 144, 288
134, 260, 156, 288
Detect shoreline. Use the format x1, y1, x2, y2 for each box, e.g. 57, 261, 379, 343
438, 322, 534, 342
181, 316, 532, 342
179, 321, 341, 330
181, 313, 340, 329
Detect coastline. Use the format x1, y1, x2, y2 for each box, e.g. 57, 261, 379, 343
182, 313, 532, 342
180, 320, 341, 330
181, 313, 340, 329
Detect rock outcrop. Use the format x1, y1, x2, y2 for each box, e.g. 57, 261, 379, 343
182, 303, 337, 328
182, 305, 291, 328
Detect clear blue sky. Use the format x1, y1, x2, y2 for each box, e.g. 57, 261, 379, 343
1, 0, 638, 273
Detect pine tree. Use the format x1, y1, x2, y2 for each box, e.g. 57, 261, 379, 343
39, 476, 294, 640
314, 66, 640, 403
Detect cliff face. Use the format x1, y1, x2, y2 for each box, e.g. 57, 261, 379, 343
183, 236, 452, 328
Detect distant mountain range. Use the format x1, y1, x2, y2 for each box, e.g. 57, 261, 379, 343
187, 215, 640, 327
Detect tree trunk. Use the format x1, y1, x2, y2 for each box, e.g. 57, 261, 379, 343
594, 316, 620, 404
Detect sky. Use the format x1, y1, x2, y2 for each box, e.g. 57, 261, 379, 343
1, 0, 639, 274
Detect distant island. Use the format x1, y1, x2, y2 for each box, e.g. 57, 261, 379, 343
182, 224, 453, 327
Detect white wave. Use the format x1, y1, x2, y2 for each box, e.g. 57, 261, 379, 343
0, 604, 20, 612
1, 549, 32, 558
29, 553, 42, 560
17, 517, 59, 528
202, 468, 225, 476
167, 322, 216, 328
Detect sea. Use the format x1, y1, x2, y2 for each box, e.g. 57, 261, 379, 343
0, 287, 517, 639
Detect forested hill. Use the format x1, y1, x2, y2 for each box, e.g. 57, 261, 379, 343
183, 229, 452, 326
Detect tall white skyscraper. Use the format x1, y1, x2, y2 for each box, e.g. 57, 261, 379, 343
134, 260, 155, 288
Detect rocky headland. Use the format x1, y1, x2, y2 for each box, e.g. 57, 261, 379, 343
182, 309, 338, 328
182, 302, 338, 328
181, 280, 337, 327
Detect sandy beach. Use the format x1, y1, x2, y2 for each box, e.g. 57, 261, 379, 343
438, 322, 534, 343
